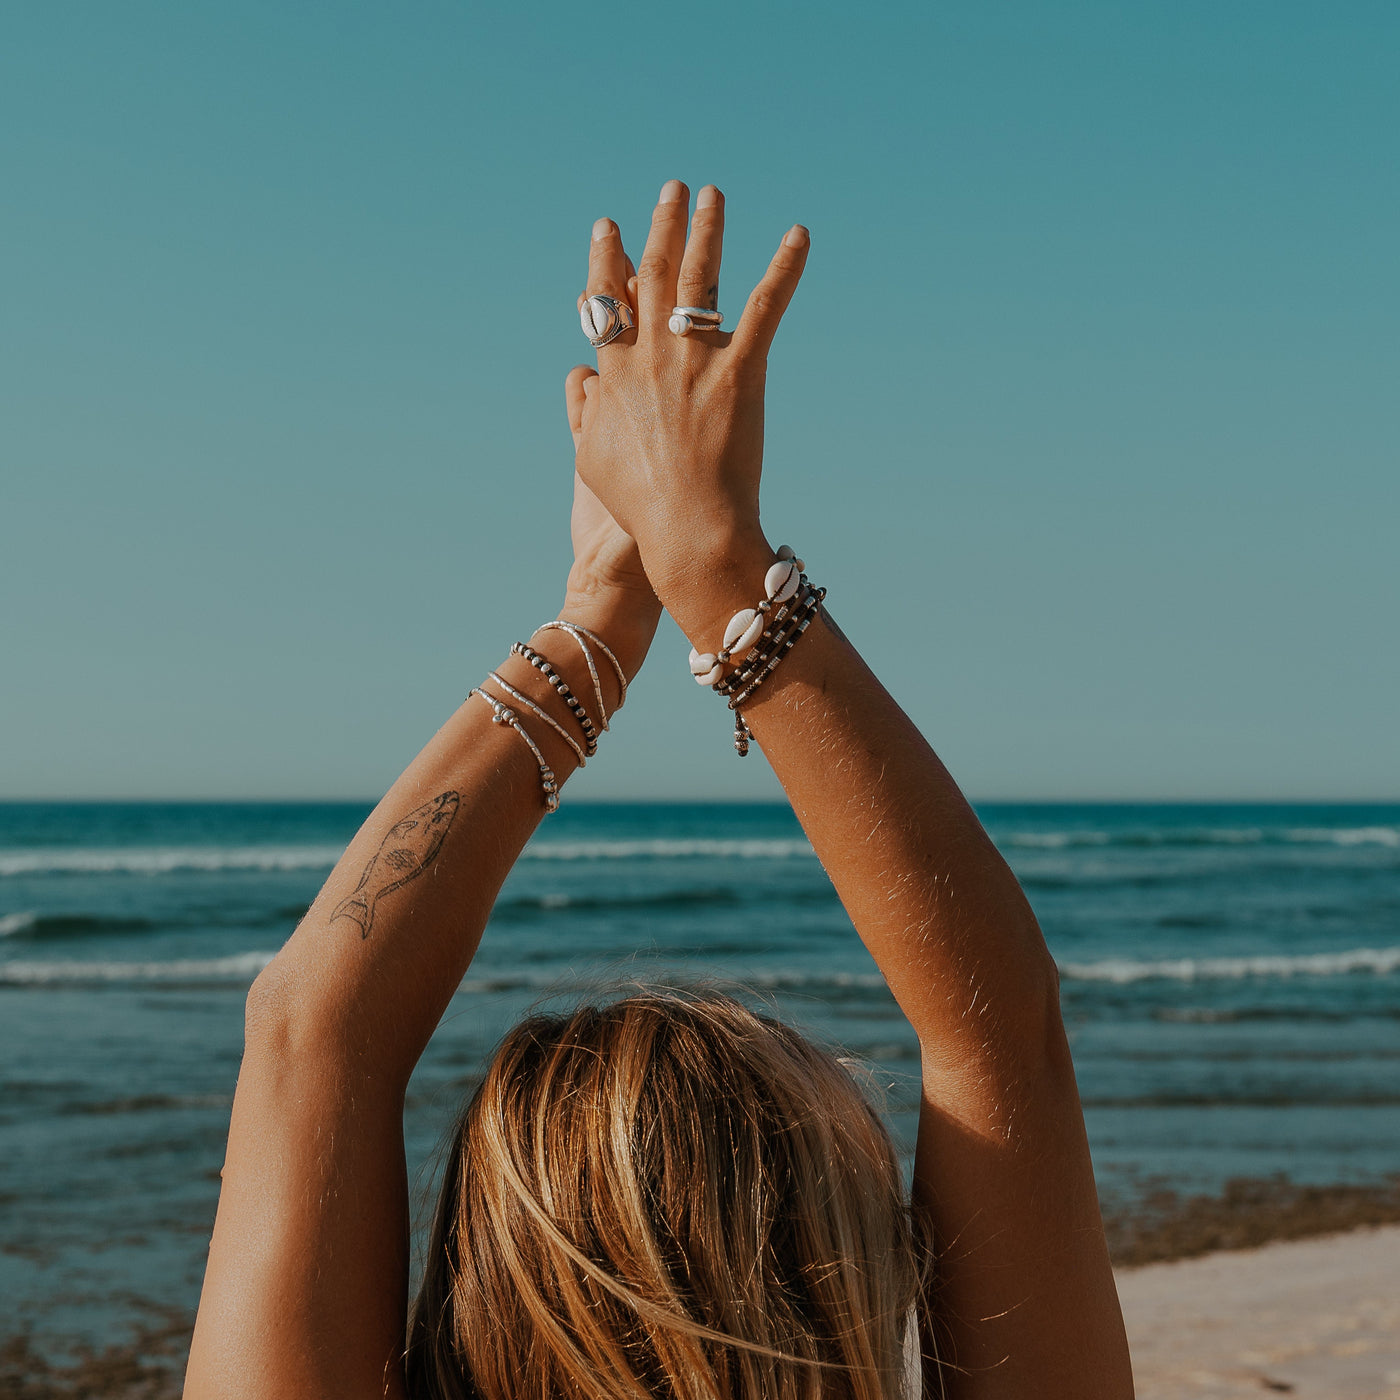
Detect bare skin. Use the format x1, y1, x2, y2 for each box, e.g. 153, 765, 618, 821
185, 183, 1133, 1399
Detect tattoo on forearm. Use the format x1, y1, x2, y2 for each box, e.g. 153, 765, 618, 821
818, 602, 850, 645
331, 791, 460, 939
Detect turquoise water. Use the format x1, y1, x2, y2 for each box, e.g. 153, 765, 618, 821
2, 800, 1398, 1343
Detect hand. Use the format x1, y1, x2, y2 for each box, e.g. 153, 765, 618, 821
572, 181, 810, 607
558, 366, 662, 681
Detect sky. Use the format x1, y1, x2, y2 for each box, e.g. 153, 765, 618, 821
2, 1, 1397, 802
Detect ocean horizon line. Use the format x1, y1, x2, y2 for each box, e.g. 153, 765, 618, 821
3, 795, 1399, 808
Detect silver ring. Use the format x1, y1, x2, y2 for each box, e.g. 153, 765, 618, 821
668, 306, 724, 336
580, 294, 634, 348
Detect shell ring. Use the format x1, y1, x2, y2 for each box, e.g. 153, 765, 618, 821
580, 294, 634, 348
668, 305, 724, 336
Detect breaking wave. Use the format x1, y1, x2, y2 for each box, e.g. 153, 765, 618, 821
1060, 945, 1400, 984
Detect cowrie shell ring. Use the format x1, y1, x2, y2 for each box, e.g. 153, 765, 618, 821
581, 294, 635, 348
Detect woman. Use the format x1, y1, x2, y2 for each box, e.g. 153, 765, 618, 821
185, 182, 1134, 1399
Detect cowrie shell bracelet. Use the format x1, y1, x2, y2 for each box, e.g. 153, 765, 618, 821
687, 546, 825, 756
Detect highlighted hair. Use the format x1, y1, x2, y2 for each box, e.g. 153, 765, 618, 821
406, 991, 930, 1400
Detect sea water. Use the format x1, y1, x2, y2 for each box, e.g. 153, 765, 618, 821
2, 801, 1398, 1342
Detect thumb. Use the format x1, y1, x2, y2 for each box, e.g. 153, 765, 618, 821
564, 364, 598, 448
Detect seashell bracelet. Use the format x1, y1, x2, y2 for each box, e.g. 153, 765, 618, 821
687, 546, 806, 687
687, 547, 825, 757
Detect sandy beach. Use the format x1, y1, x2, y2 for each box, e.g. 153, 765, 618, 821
1121, 1225, 1400, 1399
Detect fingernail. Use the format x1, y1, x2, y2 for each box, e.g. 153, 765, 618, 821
783, 224, 809, 249
659, 179, 685, 204
592, 217, 615, 241
696, 185, 721, 209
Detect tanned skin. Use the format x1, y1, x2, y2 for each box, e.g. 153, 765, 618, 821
185, 182, 1134, 1400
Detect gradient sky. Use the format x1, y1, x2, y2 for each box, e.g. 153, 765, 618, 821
3, 2, 1397, 802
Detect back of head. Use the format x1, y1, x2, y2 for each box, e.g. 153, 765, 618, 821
407, 991, 921, 1400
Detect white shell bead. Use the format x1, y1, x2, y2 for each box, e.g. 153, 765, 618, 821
689, 648, 719, 677
765, 558, 799, 602
734, 614, 766, 653
694, 663, 725, 686
723, 608, 759, 649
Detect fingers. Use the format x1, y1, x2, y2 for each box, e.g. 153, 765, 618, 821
564, 364, 598, 448
635, 179, 690, 333
676, 185, 725, 313
582, 216, 635, 353
586, 217, 629, 302
732, 224, 810, 360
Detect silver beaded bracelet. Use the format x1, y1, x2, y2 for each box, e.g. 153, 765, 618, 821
510, 642, 601, 755
533, 620, 628, 727
468, 689, 560, 811
482, 671, 588, 766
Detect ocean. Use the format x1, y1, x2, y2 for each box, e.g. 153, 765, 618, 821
2, 800, 1398, 1347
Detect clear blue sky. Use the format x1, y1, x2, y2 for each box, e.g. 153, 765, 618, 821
3, 1, 1396, 801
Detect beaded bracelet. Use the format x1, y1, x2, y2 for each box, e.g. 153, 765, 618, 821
510, 642, 601, 756
723, 583, 824, 755
533, 621, 628, 726
482, 671, 587, 766
468, 689, 560, 811
688, 545, 806, 686
715, 580, 822, 698
687, 548, 824, 757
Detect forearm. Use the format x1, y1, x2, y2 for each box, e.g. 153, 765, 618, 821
249, 592, 657, 1087
188, 594, 657, 1399
660, 544, 1129, 1396
660, 539, 1059, 1104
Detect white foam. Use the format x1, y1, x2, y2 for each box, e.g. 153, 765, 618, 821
1060, 945, 1400, 984
1285, 826, 1400, 848
520, 838, 817, 861
0, 950, 276, 985
0, 911, 38, 937
0, 837, 821, 879
0, 845, 346, 878
1002, 832, 1111, 849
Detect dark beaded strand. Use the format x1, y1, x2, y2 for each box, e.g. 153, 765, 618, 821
510, 642, 600, 756
714, 591, 805, 691
710, 578, 826, 756
715, 582, 821, 698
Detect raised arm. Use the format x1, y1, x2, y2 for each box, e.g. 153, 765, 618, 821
574, 182, 1134, 1399
184, 388, 661, 1400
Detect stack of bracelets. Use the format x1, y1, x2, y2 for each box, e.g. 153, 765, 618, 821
467, 621, 626, 812
687, 545, 826, 756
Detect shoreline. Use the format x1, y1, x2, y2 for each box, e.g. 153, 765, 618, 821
6, 1176, 1400, 1398
1102, 1172, 1400, 1267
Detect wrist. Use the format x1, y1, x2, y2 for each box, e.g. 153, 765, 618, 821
644, 526, 779, 652
555, 586, 662, 687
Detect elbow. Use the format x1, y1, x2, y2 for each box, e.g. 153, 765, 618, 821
242, 958, 292, 1055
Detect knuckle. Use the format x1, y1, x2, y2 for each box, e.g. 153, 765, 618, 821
747, 287, 777, 319
638, 251, 674, 283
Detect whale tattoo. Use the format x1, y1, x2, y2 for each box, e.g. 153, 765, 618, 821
331, 791, 460, 939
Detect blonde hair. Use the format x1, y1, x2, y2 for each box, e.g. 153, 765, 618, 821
405, 991, 929, 1400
